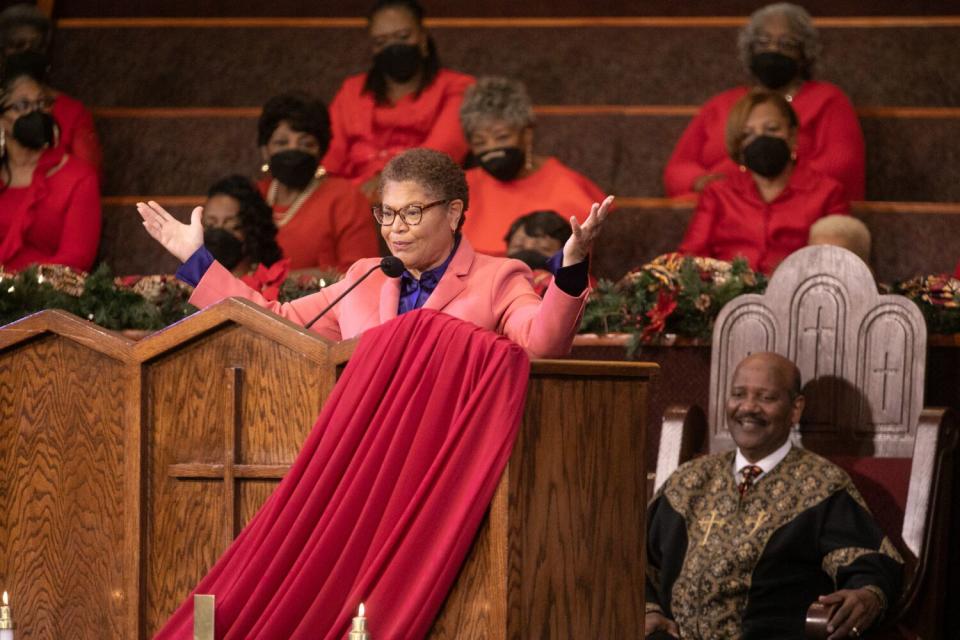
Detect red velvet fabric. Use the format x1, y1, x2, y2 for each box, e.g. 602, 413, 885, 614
153, 309, 530, 639
824, 456, 912, 546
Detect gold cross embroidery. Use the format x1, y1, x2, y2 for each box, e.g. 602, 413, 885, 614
699, 510, 726, 545
745, 510, 768, 536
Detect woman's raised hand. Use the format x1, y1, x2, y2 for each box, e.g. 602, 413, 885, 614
562, 195, 615, 267
136, 201, 204, 263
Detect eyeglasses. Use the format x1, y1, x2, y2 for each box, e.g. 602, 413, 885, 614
372, 199, 448, 226
751, 35, 803, 55
2, 96, 54, 115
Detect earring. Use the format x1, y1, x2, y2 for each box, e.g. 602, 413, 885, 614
790, 150, 797, 162
525, 138, 534, 171
315, 165, 327, 179
261, 162, 269, 173
0, 128, 5, 158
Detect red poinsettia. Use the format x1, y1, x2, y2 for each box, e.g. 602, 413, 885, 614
240, 259, 291, 301
643, 289, 678, 339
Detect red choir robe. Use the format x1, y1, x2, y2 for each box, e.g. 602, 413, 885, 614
664, 81, 865, 201
679, 163, 849, 274
323, 69, 475, 185
51, 92, 103, 175
258, 177, 380, 273
462, 157, 606, 256
0, 147, 101, 273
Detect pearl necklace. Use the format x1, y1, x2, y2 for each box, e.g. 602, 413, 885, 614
266, 166, 326, 228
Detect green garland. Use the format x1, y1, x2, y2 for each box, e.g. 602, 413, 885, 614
580, 253, 768, 343
0, 264, 340, 332
580, 254, 960, 344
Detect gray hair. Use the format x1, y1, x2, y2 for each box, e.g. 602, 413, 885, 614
737, 3, 821, 79
459, 76, 535, 140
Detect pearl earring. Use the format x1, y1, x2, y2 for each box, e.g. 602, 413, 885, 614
261, 162, 269, 173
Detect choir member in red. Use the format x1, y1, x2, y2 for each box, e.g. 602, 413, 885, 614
257, 92, 379, 275
664, 3, 864, 201
0, 5, 102, 174
459, 76, 606, 257
679, 89, 849, 275
0, 67, 100, 273
322, 0, 474, 198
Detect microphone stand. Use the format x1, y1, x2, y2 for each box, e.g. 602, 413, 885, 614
304, 263, 383, 329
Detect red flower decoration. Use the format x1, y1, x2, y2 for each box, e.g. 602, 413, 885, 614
643, 289, 678, 340
240, 258, 291, 301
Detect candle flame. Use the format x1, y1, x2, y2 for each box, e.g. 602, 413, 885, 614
2, 591, 7, 605
358, 602, 365, 617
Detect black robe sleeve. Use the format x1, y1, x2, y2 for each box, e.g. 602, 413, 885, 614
645, 492, 689, 618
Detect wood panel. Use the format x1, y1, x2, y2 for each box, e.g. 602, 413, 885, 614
0, 333, 131, 640
508, 370, 648, 638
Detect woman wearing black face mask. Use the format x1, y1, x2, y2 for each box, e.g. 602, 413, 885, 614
257, 92, 378, 276
322, 0, 474, 199
458, 76, 606, 257
679, 90, 849, 275
0, 5, 103, 175
664, 2, 864, 201
0, 68, 100, 273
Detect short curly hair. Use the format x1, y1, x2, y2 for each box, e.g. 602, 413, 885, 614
380, 148, 469, 230
257, 92, 332, 155
207, 175, 283, 267
0, 3, 52, 53
725, 89, 799, 161
459, 76, 535, 140
737, 3, 821, 80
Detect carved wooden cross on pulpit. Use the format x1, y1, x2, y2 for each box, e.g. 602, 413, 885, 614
872, 352, 900, 413
802, 306, 835, 380
167, 367, 292, 547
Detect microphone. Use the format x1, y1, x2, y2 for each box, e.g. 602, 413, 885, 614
304, 256, 405, 329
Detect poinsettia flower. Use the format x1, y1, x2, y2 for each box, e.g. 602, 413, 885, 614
643, 290, 678, 339
241, 259, 291, 301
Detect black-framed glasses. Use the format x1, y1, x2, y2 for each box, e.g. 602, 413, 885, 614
751, 35, 803, 55
2, 96, 55, 115
372, 199, 448, 226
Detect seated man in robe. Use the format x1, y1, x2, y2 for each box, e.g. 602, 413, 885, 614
645, 352, 902, 640
808, 214, 871, 266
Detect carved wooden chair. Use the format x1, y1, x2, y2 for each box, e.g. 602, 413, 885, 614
653, 245, 957, 639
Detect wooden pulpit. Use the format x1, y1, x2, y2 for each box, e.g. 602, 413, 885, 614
0, 300, 655, 639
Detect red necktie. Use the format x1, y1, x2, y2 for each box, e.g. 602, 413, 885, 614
738, 465, 763, 497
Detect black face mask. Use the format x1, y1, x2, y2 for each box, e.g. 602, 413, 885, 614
508, 249, 550, 271
12, 110, 56, 150
204, 227, 244, 271
478, 146, 525, 182
742, 135, 793, 178
750, 51, 800, 90
373, 43, 423, 82
269, 150, 319, 190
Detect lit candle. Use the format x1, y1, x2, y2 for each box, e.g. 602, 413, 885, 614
0, 591, 14, 640
348, 602, 369, 640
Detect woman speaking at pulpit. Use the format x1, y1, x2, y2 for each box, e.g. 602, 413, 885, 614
138, 147, 613, 358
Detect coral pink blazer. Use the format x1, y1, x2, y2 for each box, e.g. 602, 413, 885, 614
189, 237, 588, 358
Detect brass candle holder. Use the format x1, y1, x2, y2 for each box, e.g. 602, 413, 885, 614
348, 602, 369, 640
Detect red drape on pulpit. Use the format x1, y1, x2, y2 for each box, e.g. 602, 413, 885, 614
153, 309, 530, 639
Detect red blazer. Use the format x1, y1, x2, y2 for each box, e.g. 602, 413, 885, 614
322, 69, 475, 184
664, 80, 865, 201
679, 163, 850, 274
0, 148, 101, 273
189, 237, 588, 358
